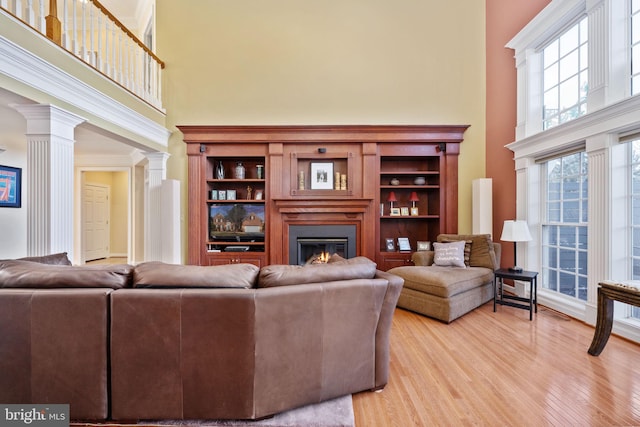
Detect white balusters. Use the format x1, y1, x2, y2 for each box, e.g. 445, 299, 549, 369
61, 0, 68, 49
1, 0, 164, 109
89, 2, 94, 66
25, 0, 33, 25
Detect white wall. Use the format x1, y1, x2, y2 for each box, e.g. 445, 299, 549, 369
0, 103, 28, 258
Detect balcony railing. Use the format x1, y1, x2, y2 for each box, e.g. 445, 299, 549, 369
0, 0, 164, 110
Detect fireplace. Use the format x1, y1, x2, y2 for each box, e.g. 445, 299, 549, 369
289, 225, 357, 265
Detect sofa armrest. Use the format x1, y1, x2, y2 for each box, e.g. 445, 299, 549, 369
492, 242, 502, 270
371, 270, 404, 389
411, 251, 434, 266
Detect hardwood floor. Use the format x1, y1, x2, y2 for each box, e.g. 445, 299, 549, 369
353, 303, 640, 426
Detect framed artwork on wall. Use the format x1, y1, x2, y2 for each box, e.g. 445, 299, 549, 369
0, 165, 21, 208
310, 162, 334, 190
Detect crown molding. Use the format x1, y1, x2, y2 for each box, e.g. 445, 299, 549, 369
0, 35, 170, 149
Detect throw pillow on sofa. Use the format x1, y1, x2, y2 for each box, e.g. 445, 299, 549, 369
437, 234, 498, 270
440, 238, 472, 266
0, 260, 133, 289
432, 241, 467, 268
258, 256, 377, 288
133, 261, 259, 289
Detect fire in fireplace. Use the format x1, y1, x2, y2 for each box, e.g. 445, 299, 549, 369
288, 225, 357, 265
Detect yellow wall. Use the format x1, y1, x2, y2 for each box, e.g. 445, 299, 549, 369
156, 0, 486, 256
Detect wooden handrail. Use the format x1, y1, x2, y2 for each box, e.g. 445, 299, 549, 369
88, 0, 165, 69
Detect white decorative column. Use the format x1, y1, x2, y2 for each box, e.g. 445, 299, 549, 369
144, 152, 170, 262
586, 0, 607, 110
472, 178, 493, 237
12, 104, 85, 258
584, 134, 612, 325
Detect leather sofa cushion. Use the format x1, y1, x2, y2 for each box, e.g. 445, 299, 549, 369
0, 260, 133, 289
389, 265, 494, 298
258, 256, 377, 288
133, 262, 259, 289
437, 234, 498, 270
17, 252, 72, 265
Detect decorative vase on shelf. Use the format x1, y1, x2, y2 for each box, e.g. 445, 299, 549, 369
235, 162, 245, 179
216, 161, 225, 179
390, 178, 400, 186
414, 177, 426, 185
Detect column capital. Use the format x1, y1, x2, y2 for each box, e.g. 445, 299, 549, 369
11, 103, 85, 140
144, 151, 170, 170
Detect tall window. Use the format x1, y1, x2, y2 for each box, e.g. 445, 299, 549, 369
633, 0, 640, 95
542, 152, 589, 300
543, 17, 588, 130
630, 140, 640, 318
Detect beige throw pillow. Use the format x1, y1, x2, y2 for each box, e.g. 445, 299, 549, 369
433, 241, 467, 268
437, 234, 497, 270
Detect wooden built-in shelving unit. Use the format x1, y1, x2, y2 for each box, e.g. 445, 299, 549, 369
180, 125, 468, 269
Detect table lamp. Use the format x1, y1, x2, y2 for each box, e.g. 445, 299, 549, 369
409, 191, 419, 207
500, 220, 532, 272
387, 191, 397, 210
409, 191, 419, 215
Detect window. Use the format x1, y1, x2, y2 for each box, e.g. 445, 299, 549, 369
630, 140, 640, 318
633, 0, 640, 95
543, 17, 588, 130
542, 152, 588, 300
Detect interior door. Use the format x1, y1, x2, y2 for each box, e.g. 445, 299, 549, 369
83, 183, 110, 262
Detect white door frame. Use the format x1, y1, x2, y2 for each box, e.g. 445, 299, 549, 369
75, 167, 133, 265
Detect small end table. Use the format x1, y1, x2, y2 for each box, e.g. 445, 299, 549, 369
494, 268, 538, 321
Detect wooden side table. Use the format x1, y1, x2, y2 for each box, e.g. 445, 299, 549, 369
493, 268, 538, 321
588, 281, 640, 356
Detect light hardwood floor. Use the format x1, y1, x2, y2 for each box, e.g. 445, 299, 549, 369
353, 303, 640, 426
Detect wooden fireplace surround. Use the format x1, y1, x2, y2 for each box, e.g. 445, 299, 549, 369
180, 125, 468, 268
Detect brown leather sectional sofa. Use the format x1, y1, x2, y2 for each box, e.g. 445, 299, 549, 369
0, 254, 403, 422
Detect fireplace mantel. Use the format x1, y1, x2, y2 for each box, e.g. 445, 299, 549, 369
180, 124, 467, 268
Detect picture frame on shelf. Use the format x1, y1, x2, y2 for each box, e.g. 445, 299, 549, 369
390, 207, 401, 216
255, 190, 263, 200
210, 189, 218, 200
0, 165, 21, 208
227, 189, 237, 200
397, 237, 411, 252
410, 207, 419, 216
400, 207, 409, 216
385, 238, 396, 252
417, 241, 431, 251
218, 190, 226, 200
310, 162, 334, 190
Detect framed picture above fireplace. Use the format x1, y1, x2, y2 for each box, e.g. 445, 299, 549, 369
310, 162, 333, 190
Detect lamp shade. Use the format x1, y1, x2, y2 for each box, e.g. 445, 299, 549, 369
409, 191, 419, 202
387, 191, 397, 203
500, 220, 532, 242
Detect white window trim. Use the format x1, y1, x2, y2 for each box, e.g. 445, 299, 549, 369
506, 0, 640, 344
